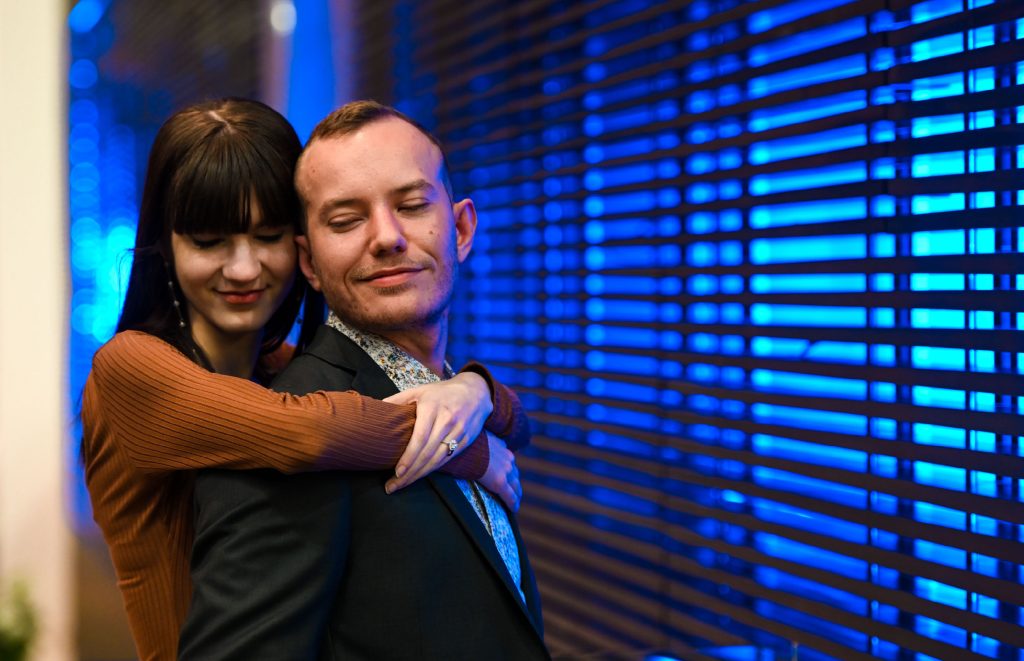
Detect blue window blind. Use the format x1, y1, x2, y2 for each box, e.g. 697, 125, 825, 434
358, 1, 1024, 658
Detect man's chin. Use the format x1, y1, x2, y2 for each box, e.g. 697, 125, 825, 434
369, 283, 418, 297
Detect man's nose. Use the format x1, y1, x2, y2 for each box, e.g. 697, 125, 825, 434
368, 208, 408, 255
223, 240, 261, 282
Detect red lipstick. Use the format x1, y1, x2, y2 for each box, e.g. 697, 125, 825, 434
218, 289, 265, 304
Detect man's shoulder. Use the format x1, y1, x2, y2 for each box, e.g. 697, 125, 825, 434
272, 324, 390, 397
272, 349, 356, 396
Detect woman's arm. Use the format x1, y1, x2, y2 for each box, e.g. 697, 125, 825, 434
84, 331, 497, 479
380, 365, 532, 496
459, 362, 531, 451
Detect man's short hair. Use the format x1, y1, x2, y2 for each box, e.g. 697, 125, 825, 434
300, 100, 454, 203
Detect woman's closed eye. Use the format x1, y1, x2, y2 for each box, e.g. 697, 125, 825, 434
254, 231, 285, 244
189, 235, 223, 249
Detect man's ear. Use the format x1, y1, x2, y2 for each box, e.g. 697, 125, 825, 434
452, 198, 477, 263
295, 235, 322, 292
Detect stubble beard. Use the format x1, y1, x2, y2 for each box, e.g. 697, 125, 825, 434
326, 254, 459, 335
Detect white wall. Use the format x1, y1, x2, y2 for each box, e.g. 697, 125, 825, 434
0, 1, 74, 659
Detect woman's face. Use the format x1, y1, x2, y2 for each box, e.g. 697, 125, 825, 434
171, 209, 296, 347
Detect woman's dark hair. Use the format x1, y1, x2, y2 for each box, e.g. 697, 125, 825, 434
118, 98, 323, 369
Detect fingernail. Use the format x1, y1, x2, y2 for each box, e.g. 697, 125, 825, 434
395, 464, 406, 477
385, 483, 393, 494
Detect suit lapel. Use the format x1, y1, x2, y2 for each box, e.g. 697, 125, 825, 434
307, 325, 544, 639
426, 475, 545, 638
304, 326, 400, 399
509, 509, 545, 635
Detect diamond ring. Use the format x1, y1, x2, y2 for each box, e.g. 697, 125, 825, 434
444, 438, 460, 456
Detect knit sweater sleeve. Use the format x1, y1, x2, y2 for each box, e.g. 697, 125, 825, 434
86, 331, 488, 480
459, 361, 532, 451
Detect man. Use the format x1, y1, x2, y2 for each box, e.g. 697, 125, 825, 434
178, 101, 549, 660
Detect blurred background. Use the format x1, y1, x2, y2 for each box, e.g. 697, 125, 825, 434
2, 0, 1023, 659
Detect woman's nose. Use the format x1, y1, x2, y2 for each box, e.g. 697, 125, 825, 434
222, 240, 261, 282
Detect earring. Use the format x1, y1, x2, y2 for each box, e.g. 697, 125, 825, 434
166, 277, 186, 329
162, 260, 207, 367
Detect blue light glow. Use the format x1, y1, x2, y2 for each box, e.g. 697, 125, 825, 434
748, 0, 857, 34
752, 369, 867, 400
68, 0, 108, 33
753, 434, 866, 472
748, 91, 866, 132
69, 59, 99, 89
749, 18, 866, 67
750, 162, 865, 195
912, 386, 967, 410
756, 566, 865, 612
756, 532, 866, 577
752, 403, 867, 435
751, 274, 866, 293
751, 235, 866, 264
752, 126, 867, 165
912, 72, 965, 100
750, 198, 866, 228
753, 495, 866, 543
287, 0, 337, 142
749, 55, 866, 99
911, 32, 964, 63
752, 304, 867, 327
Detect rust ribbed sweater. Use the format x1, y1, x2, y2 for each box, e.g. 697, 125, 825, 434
81, 330, 528, 661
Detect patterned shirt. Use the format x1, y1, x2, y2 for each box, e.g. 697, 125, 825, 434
326, 312, 525, 602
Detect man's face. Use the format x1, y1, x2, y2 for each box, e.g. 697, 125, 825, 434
295, 117, 475, 334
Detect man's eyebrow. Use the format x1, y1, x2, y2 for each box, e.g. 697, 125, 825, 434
392, 179, 436, 196
317, 196, 359, 218
314, 180, 439, 221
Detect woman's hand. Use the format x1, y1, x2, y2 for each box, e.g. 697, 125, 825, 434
479, 432, 521, 512
383, 371, 493, 493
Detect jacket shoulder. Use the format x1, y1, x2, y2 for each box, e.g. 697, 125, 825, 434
272, 350, 355, 396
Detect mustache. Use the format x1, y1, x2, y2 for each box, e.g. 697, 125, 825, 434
351, 259, 430, 281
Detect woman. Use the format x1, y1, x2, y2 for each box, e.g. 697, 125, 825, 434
80, 98, 529, 660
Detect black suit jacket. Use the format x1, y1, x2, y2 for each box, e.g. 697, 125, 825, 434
179, 326, 549, 660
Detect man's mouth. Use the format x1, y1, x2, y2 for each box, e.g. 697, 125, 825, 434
361, 267, 423, 287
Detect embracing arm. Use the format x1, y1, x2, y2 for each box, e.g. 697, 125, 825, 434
87, 331, 527, 480
460, 361, 531, 451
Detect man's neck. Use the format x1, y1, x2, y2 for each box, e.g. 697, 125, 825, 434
377, 326, 447, 377
331, 312, 449, 377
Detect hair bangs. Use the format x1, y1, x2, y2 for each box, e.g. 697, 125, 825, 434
245, 137, 302, 232
168, 131, 298, 237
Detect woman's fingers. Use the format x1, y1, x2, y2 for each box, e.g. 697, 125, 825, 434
386, 430, 463, 493
499, 461, 521, 512
388, 410, 469, 492
479, 433, 522, 511
507, 461, 522, 513
384, 373, 492, 493
388, 412, 434, 491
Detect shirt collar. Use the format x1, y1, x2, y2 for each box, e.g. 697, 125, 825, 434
325, 311, 452, 391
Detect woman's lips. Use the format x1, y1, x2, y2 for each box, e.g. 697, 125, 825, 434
218, 289, 265, 305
